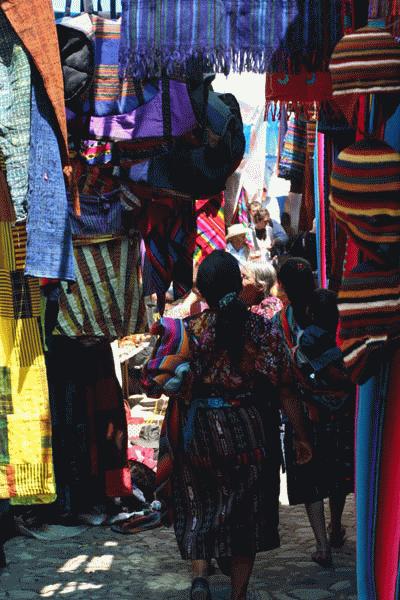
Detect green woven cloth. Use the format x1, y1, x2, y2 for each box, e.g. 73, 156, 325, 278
0, 10, 31, 222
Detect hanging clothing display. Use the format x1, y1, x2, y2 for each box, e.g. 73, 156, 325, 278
2, 0, 71, 175
0, 191, 56, 504
0, 10, 31, 222
25, 69, 74, 281
47, 336, 132, 513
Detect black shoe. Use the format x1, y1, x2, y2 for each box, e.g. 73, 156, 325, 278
0, 546, 6, 569
190, 577, 211, 600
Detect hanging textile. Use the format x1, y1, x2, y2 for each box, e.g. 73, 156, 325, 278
278, 114, 307, 187
57, 13, 159, 117
356, 362, 390, 600
299, 119, 316, 232
47, 336, 132, 513
193, 195, 226, 267
55, 235, 141, 340
0, 179, 55, 503
374, 348, 400, 599
0, 10, 31, 222
369, 0, 400, 39
119, 0, 300, 79
138, 198, 196, 307
2, 0, 72, 176
25, 68, 74, 281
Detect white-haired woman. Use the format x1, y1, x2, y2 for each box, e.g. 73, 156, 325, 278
240, 261, 283, 319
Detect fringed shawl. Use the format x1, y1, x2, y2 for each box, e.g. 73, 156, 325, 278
119, 0, 300, 78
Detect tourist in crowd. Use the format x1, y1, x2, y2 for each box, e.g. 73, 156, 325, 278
240, 261, 283, 320
273, 258, 355, 568
254, 209, 289, 251
225, 223, 251, 266
151, 251, 312, 600
248, 200, 262, 223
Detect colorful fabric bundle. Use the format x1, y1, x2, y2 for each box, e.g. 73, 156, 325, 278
0, 10, 31, 222
143, 317, 190, 397
278, 114, 307, 185
338, 265, 400, 383
25, 68, 74, 281
119, 0, 300, 79
55, 235, 141, 340
0, 207, 55, 503
194, 196, 226, 267
329, 25, 400, 123
330, 139, 400, 265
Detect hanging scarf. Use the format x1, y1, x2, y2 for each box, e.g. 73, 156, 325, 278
119, 0, 300, 79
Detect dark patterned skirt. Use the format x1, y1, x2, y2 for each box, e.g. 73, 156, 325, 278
284, 400, 355, 505
172, 402, 281, 560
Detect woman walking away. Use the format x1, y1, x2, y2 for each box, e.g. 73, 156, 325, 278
274, 258, 355, 568
146, 251, 311, 600
240, 261, 283, 320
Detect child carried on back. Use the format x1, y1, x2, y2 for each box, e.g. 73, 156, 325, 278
295, 289, 354, 411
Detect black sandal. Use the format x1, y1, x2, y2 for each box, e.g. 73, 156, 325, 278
190, 577, 211, 600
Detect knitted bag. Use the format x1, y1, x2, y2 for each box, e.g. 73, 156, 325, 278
330, 139, 400, 265
338, 264, 400, 383
329, 25, 400, 123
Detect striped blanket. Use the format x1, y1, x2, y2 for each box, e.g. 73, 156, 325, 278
55, 234, 141, 340
0, 211, 56, 503
119, 0, 300, 78
194, 196, 226, 267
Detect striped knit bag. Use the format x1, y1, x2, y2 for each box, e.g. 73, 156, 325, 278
338, 265, 400, 383
330, 26, 400, 97
330, 139, 400, 265
329, 25, 400, 123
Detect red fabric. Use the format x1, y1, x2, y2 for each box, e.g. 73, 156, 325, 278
375, 348, 400, 600
266, 71, 333, 107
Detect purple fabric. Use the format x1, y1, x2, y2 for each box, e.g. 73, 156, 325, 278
89, 80, 197, 141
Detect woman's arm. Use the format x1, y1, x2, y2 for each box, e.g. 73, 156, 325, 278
280, 384, 312, 465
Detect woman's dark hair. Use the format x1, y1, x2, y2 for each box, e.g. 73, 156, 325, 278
277, 257, 316, 328
309, 289, 339, 334
196, 250, 248, 366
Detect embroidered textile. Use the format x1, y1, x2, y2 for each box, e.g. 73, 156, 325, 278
25, 69, 74, 281
0, 10, 31, 221
0, 211, 55, 502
